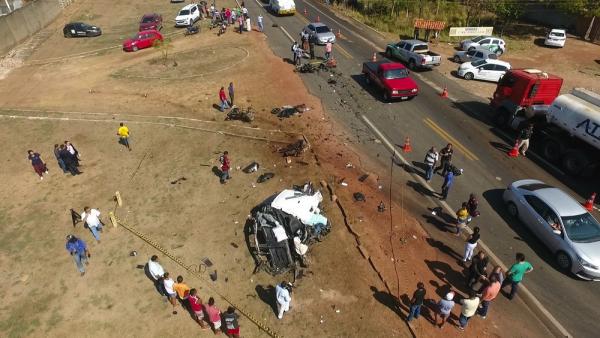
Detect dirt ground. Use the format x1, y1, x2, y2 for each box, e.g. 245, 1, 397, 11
0, 1, 550, 337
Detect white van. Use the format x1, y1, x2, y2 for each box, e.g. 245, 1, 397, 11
269, 0, 296, 16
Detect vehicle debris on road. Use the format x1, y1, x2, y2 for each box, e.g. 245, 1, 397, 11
278, 139, 308, 157
225, 106, 255, 122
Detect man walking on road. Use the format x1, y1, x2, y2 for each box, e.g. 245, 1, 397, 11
219, 86, 230, 112
458, 290, 480, 331
406, 282, 426, 322
502, 252, 533, 300
257, 14, 263, 32
148, 255, 166, 296
81, 206, 103, 243
478, 274, 501, 318
228, 82, 235, 106
424, 146, 438, 182
518, 123, 534, 156
275, 281, 292, 319
435, 143, 453, 176
324, 41, 332, 60
65, 235, 90, 276
117, 122, 131, 151
440, 170, 454, 201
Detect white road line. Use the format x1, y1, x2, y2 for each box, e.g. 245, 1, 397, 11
359, 113, 572, 338
279, 26, 295, 43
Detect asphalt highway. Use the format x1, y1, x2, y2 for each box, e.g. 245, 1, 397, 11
246, 1, 600, 336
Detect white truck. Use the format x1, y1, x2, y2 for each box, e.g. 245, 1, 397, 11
385, 39, 441, 70
542, 88, 600, 176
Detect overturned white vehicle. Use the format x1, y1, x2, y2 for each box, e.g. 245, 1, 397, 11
248, 184, 331, 275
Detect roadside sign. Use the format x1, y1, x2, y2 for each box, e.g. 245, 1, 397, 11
414, 19, 445, 30
449, 27, 494, 36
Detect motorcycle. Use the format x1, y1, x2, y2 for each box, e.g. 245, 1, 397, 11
225, 106, 255, 123
184, 25, 200, 36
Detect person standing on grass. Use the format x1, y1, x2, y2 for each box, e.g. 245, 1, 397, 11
54, 144, 68, 173
219, 151, 231, 184
458, 290, 480, 331
117, 122, 131, 151
59, 146, 81, 176
478, 274, 501, 319
324, 41, 332, 60
435, 291, 455, 329
148, 255, 166, 296
65, 235, 90, 276
275, 281, 292, 319
27, 150, 48, 180
219, 87, 230, 112
223, 306, 240, 338
435, 143, 453, 176
424, 146, 438, 182
257, 14, 263, 32
163, 272, 178, 314
440, 170, 454, 201
81, 206, 103, 243
188, 289, 209, 329
518, 123, 534, 156
228, 82, 235, 106
502, 252, 533, 300
463, 226, 480, 262
206, 297, 222, 334
406, 282, 426, 322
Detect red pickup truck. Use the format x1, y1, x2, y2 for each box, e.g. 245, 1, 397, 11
362, 60, 419, 101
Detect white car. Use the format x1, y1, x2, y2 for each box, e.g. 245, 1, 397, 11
544, 29, 566, 47
457, 59, 511, 82
175, 4, 200, 27
460, 35, 506, 55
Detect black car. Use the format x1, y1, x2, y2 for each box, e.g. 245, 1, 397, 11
63, 22, 102, 38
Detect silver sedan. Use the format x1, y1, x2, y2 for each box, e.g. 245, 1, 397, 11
503, 179, 600, 280
302, 22, 336, 45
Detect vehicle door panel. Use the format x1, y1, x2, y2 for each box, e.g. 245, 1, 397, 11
479, 64, 496, 81
139, 34, 150, 48
522, 195, 550, 238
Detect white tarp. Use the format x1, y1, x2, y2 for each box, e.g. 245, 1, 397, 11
271, 189, 323, 224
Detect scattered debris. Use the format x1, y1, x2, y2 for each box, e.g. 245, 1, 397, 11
271, 104, 308, 118
378, 201, 386, 212
345, 162, 354, 168
230, 242, 239, 248
170, 177, 187, 184
278, 139, 308, 157
353, 192, 366, 202
130, 250, 137, 256
257, 173, 275, 183
201, 257, 213, 268
327, 79, 337, 85
225, 106, 255, 122
243, 161, 259, 173
358, 174, 369, 182
340, 182, 348, 187
210, 270, 218, 281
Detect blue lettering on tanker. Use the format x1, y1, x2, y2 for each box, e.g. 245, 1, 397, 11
576, 119, 600, 141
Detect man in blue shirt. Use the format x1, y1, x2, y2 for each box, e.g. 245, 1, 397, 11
65, 235, 90, 276
440, 170, 454, 200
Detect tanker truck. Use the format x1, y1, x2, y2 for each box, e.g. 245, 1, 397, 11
491, 69, 600, 176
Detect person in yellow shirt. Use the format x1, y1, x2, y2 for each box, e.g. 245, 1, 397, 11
117, 122, 131, 151
455, 202, 469, 236
173, 275, 191, 308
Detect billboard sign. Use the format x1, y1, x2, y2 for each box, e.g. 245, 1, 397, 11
449, 27, 494, 37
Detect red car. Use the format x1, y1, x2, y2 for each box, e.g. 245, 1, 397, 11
139, 13, 163, 31
362, 60, 419, 101
122, 30, 163, 52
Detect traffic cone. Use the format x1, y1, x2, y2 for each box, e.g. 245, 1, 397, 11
402, 137, 412, 153
316, 15, 320, 23
584, 192, 596, 211
371, 52, 377, 62
507, 139, 520, 157
440, 86, 448, 98
303, 8, 307, 15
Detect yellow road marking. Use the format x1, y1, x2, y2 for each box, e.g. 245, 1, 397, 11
335, 44, 353, 59
423, 118, 479, 161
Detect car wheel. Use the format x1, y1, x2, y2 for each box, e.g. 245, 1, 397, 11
555, 251, 572, 271
463, 72, 474, 80
453, 55, 461, 63
382, 91, 390, 102
541, 138, 563, 163
506, 202, 518, 218
132, 46, 138, 52
562, 150, 589, 176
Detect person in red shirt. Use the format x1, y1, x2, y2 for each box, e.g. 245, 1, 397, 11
205, 297, 222, 334
188, 289, 208, 329
219, 151, 231, 184
219, 87, 230, 112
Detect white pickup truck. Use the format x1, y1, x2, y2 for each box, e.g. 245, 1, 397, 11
385, 39, 441, 70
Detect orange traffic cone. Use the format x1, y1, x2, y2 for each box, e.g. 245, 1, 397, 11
507, 139, 520, 157
402, 137, 412, 153
316, 15, 320, 22
371, 52, 377, 62
440, 86, 448, 98
584, 192, 596, 211
304, 8, 307, 15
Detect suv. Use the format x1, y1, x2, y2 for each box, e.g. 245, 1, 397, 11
175, 4, 200, 27
139, 13, 163, 31
460, 36, 506, 55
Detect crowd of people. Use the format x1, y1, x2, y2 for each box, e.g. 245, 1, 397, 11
209, 3, 263, 35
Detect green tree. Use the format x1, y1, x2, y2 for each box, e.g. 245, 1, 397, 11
554, 0, 600, 40
486, 0, 525, 36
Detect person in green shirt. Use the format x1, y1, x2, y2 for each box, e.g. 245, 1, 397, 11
502, 252, 533, 300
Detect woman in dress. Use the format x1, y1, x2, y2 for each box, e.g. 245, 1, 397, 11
27, 150, 48, 180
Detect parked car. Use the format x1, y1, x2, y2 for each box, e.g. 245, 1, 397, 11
457, 59, 511, 82
139, 13, 163, 31
544, 29, 566, 47
385, 39, 441, 70
175, 3, 200, 27
453, 47, 498, 63
503, 179, 600, 280
460, 35, 506, 55
63, 22, 101, 38
269, 0, 296, 15
302, 22, 336, 45
362, 60, 418, 101
122, 30, 163, 52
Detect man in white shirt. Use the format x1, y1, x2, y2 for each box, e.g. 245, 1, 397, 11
81, 207, 103, 242
458, 290, 480, 331
148, 255, 166, 296
275, 281, 292, 319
